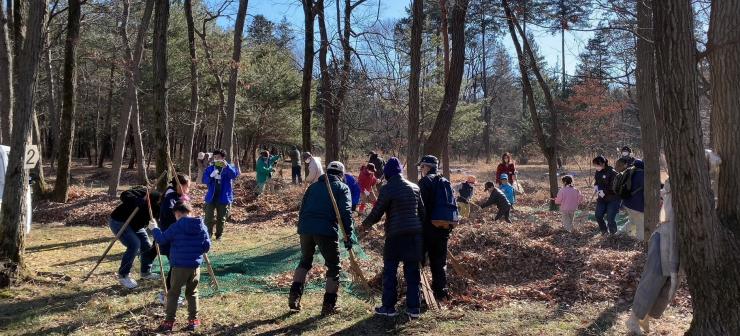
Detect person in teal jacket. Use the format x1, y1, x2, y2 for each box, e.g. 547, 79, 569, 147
256, 150, 280, 195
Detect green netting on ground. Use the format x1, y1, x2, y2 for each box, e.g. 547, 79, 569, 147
152, 232, 372, 298
586, 212, 629, 230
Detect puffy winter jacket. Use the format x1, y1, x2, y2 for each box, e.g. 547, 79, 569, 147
152, 217, 211, 268
297, 174, 354, 239
363, 174, 425, 237
344, 174, 361, 207
203, 163, 240, 205
622, 159, 645, 212
357, 167, 378, 192
480, 187, 511, 210
305, 157, 324, 184
110, 187, 159, 231
594, 165, 619, 202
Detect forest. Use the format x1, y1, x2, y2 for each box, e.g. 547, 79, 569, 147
0, 0, 738, 335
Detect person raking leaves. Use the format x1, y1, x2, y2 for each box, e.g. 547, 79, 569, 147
202, 149, 240, 241
288, 161, 354, 315
108, 186, 162, 289
480, 181, 512, 223
149, 202, 211, 332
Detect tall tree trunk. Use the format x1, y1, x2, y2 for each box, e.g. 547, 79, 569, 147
407, 0, 423, 180
98, 62, 115, 168
0, 0, 47, 288
480, 6, 491, 163
635, 0, 660, 240
653, 0, 740, 333
32, 109, 47, 196
0, 0, 12, 145
196, 27, 226, 147
51, 0, 81, 203
505, 0, 559, 208
439, 0, 450, 75
181, 0, 199, 179
423, 0, 469, 161
152, 0, 171, 190
108, 0, 153, 196
220, 0, 248, 160
325, 0, 353, 163
300, 0, 315, 153
44, 38, 59, 165
316, 0, 333, 160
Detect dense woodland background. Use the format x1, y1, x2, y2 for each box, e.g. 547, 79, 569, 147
0, 0, 737, 334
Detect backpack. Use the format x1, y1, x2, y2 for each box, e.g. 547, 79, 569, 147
430, 176, 460, 228
612, 166, 643, 199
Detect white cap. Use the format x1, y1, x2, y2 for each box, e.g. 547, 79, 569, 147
327, 161, 346, 175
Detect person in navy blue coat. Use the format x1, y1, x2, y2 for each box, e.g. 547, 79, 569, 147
156, 173, 191, 301
150, 202, 211, 332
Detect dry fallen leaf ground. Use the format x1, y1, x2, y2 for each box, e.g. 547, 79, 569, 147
3, 161, 691, 335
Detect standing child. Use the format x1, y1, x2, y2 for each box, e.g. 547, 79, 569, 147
357, 164, 378, 213
479, 182, 512, 223
454, 176, 477, 219
149, 202, 211, 332
156, 173, 191, 304
554, 175, 583, 232
499, 174, 516, 208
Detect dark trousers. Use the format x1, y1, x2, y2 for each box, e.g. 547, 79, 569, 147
295, 234, 341, 293
423, 229, 449, 296
382, 234, 422, 310
291, 166, 302, 184
495, 205, 511, 222
109, 218, 156, 277
595, 199, 621, 234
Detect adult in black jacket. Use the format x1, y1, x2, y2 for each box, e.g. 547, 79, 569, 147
593, 156, 620, 234
416, 155, 451, 301
109, 187, 161, 289
480, 182, 512, 223
368, 151, 385, 180
363, 157, 424, 318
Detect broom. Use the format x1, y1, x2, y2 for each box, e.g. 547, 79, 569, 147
323, 174, 374, 298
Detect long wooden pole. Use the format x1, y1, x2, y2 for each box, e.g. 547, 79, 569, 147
145, 186, 168, 295
82, 207, 140, 282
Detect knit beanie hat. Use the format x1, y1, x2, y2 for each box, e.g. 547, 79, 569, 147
383, 157, 402, 179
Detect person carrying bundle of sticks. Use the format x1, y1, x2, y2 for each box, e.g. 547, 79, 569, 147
288, 161, 354, 315
108, 186, 162, 289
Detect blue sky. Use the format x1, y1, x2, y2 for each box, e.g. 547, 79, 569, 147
215, 0, 592, 75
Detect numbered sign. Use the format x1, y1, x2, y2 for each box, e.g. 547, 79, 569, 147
25, 145, 40, 169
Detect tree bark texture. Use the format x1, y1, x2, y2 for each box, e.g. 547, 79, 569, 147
407, 0, 423, 180
423, 0, 469, 160
181, 0, 199, 179
0, 0, 47, 288
653, 0, 740, 333
635, 0, 660, 240
300, 0, 314, 153
0, 0, 11, 145
152, 0, 172, 190
221, 0, 248, 160
52, 0, 81, 203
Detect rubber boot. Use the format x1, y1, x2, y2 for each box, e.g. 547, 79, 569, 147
288, 282, 304, 311
321, 293, 339, 315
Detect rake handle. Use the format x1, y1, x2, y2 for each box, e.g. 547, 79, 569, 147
82, 207, 139, 282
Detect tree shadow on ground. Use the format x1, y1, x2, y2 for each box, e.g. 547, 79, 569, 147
26, 236, 112, 253
574, 300, 632, 336
331, 314, 412, 335
252, 315, 325, 336
53, 251, 125, 267
210, 312, 296, 336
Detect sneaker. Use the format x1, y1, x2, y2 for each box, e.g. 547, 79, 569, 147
186, 319, 201, 331
374, 306, 398, 317
118, 275, 138, 289
156, 320, 174, 333
406, 308, 421, 319
140, 272, 161, 281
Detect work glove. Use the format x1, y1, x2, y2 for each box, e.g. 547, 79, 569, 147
598, 190, 606, 198
148, 219, 158, 231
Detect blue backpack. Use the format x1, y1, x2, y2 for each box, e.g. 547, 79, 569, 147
430, 176, 460, 227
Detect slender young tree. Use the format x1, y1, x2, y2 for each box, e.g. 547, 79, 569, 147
300, 0, 315, 153
52, 0, 82, 203
407, 0, 423, 179
221, 0, 249, 160
653, 0, 740, 333
152, 0, 172, 190
181, 0, 199, 178
0, 0, 48, 287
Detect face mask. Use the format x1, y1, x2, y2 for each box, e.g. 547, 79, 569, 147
622, 151, 630, 157
305, 158, 311, 164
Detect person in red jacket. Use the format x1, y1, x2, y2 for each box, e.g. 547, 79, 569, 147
357, 163, 378, 213
495, 152, 516, 186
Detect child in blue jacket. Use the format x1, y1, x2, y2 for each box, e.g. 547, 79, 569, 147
149, 202, 211, 332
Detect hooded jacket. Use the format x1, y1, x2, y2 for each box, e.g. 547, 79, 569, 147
203, 162, 240, 205
256, 155, 274, 184
298, 174, 354, 239
622, 159, 645, 212
152, 217, 211, 268
344, 174, 361, 207
110, 187, 159, 231
363, 174, 424, 238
